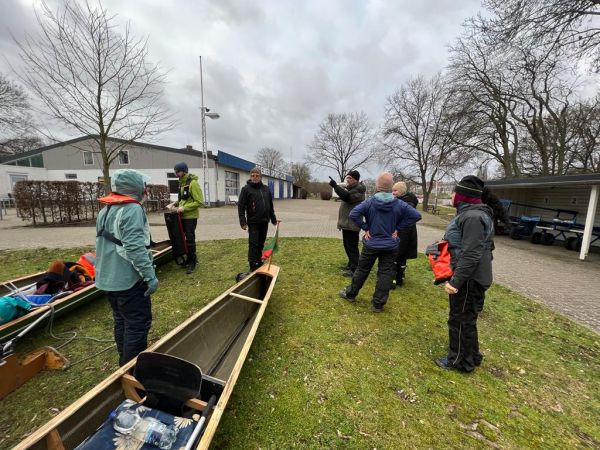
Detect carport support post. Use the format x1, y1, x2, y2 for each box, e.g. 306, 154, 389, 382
580, 185, 599, 261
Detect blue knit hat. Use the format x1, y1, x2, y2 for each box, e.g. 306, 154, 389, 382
174, 162, 188, 173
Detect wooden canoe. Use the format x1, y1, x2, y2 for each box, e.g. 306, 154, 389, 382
0, 240, 173, 342
14, 263, 280, 450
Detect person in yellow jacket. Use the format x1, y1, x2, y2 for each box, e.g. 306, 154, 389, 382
168, 162, 204, 274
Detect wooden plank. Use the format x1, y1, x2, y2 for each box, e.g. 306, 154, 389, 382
121, 374, 209, 411
45, 429, 65, 450
229, 292, 263, 304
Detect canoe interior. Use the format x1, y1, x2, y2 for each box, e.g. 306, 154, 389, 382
0, 240, 172, 342
19, 266, 278, 450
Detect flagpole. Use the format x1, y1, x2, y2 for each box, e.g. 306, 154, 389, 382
267, 221, 280, 271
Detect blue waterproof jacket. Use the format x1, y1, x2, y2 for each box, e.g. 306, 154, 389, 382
350, 194, 422, 250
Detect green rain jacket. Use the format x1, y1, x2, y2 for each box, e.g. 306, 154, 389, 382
174, 173, 203, 219
95, 169, 156, 291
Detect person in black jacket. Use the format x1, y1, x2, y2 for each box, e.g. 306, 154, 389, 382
238, 167, 278, 271
436, 175, 494, 373
391, 181, 419, 287
329, 170, 366, 277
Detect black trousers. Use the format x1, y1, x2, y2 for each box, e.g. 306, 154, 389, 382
342, 229, 360, 271
107, 280, 152, 367
347, 246, 397, 307
248, 222, 269, 271
395, 255, 407, 282
182, 218, 197, 263
447, 279, 486, 372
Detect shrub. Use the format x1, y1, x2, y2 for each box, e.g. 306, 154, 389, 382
13, 180, 169, 225
320, 190, 332, 200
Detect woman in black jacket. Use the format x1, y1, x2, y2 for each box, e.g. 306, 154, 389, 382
392, 182, 419, 287
436, 175, 494, 373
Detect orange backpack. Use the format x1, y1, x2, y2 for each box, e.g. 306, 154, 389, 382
425, 240, 454, 285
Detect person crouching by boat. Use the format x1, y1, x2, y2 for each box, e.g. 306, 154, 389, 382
238, 167, 278, 272
167, 162, 203, 274
339, 172, 422, 312
96, 169, 159, 367
391, 181, 419, 288
436, 175, 494, 373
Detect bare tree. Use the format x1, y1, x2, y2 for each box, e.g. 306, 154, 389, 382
290, 162, 311, 187
0, 73, 32, 137
447, 35, 522, 177
569, 97, 600, 173
307, 112, 376, 181
503, 46, 579, 176
14, 1, 173, 190
0, 136, 45, 156
382, 74, 467, 208
255, 147, 287, 174
481, 0, 600, 70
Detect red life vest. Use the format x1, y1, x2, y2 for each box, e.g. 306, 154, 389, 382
98, 192, 140, 205
425, 240, 454, 285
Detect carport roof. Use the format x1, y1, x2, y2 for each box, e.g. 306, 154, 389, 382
486, 173, 600, 188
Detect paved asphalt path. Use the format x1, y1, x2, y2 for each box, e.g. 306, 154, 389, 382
1, 199, 598, 333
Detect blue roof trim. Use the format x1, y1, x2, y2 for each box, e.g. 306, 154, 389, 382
216, 150, 255, 172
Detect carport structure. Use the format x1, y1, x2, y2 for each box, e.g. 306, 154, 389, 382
486, 174, 600, 261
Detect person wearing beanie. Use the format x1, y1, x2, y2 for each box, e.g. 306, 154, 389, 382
339, 172, 421, 312
329, 169, 366, 277
95, 169, 158, 366
167, 161, 204, 274
436, 175, 494, 372
238, 167, 278, 272
391, 181, 419, 287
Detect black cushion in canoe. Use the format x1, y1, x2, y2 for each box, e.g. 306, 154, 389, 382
134, 352, 202, 416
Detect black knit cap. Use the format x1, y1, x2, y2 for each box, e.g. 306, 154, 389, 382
454, 175, 484, 198
347, 170, 360, 181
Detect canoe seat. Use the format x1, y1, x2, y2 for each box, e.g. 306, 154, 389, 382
134, 351, 202, 416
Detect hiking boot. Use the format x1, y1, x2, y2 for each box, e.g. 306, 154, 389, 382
341, 269, 354, 278
371, 304, 384, 313
186, 262, 196, 274
339, 287, 356, 303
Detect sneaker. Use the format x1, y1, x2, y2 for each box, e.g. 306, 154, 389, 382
186, 262, 196, 274
389, 282, 397, 290
371, 304, 384, 313
338, 288, 356, 303
435, 357, 456, 370
341, 269, 354, 278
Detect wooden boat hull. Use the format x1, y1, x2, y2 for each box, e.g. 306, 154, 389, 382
0, 240, 172, 342
15, 264, 280, 450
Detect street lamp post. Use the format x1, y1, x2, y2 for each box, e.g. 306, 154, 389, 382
199, 56, 220, 207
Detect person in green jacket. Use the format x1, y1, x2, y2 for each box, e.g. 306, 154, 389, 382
168, 162, 204, 274
95, 169, 159, 366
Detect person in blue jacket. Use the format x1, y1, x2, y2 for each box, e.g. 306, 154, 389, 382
339, 172, 422, 312
95, 169, 159, 366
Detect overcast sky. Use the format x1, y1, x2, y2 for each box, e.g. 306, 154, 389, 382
1, 0, 484, 179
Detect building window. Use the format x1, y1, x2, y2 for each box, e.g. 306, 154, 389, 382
118, 150, 129, 165
65, 173, 77, 180
30, 154, 44, 167
167, 172, 179, 196
225, 171, 239, 198
83, 151, 94, 165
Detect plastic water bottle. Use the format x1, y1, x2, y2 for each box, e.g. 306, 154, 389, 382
112, 409, 178, 449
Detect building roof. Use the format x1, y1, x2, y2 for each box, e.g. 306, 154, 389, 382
0, 135, 215, 165
486, 173, 600, 188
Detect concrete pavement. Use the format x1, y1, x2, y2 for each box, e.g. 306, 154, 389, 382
1, 199, 598, 333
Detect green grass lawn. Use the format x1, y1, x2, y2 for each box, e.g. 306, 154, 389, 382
1, 239, 599, 449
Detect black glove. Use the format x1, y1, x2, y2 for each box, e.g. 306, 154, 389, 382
329, 177, 337, 187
